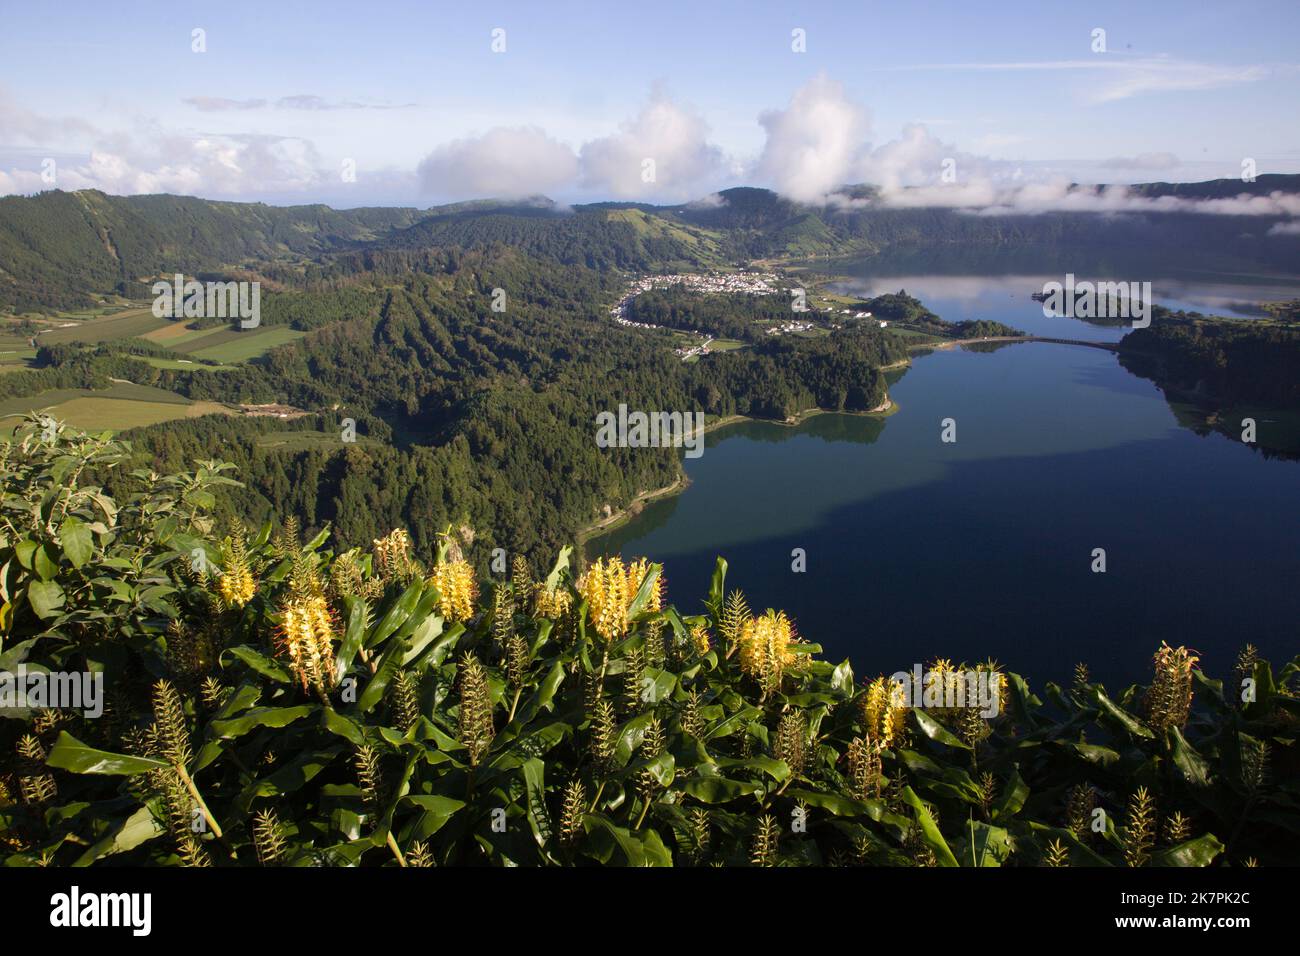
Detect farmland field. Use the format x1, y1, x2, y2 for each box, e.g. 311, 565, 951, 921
189, 326, 305, 362
0, 381, 230, 433
20, 307, 170, 345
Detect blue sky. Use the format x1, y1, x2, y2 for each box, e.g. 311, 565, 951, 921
1, 0, 1297, 207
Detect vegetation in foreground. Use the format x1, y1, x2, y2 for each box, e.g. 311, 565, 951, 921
1, 422, 1296, 866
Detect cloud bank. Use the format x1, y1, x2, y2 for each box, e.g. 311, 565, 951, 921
2, 72, 1298, 227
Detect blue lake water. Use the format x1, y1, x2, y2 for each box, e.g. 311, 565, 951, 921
594, 274, 1300, 688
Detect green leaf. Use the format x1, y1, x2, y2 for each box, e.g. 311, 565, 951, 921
359, 634, 410, 713
60, 517, 94, 568
221, 645, 291, 684
368, 581, 424, 649
13, 539, 37, 571
1149, 834, 1224, 867
784, 788, 874, 816
583, 814, 672, 866
33, 545, 58, 582
963, 820, 1013, 867
1091, 687, 1154, 739
521, 757, 554, 850
683, 775, 762, 804
73, 803, 165, 866
26, 580, 64, 619
402, 795, 467, 841
990, 769, 1029, 823
46, 732, 168, 775
544, 545, 572, 592
900, 785, 959, 867
911, 708, 971, 749
626, 563, 662, 620
336, 596, 369, 677
706, 556, 727, 616
1168, 727, 1211, 788
210, 706, 314, 739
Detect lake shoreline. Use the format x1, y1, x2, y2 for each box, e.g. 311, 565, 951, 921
575, 398, 899, 563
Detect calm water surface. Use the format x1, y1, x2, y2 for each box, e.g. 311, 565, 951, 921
594, 274, 1300, 686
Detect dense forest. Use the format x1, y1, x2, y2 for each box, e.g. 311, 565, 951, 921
1119, 307, 1300, 407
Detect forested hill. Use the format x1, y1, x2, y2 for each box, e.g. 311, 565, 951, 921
668, 177, 1300, 265
4, 173, 1300, 312
0, 190, 423, 311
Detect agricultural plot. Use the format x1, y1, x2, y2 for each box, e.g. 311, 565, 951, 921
27, 307, 171, 345
190, 326, 305, 362
0, 382, 229, 434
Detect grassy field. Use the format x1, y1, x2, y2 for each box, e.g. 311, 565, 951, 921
709, 338, 746, 351
254, 429, 382, 453
13, 308, 171, 346
18, 397, 230, 432
0, 301, 308, 434
0, 382, 230, 434
190, 327, 305, 362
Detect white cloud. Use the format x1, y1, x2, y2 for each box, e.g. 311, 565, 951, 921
754, 73, 871, 203
1085, 58, 1269, 104
416, 126, 578, 199
749, 88, 1299, 222
0, 89, 97, 146
578, 90, 727, 200
882, 57, 1274, 104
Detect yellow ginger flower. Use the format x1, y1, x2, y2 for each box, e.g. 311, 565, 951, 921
278, 594, 338, 692
737, 609, 800, 691
373, 528, 418, 583
861, 675, 909, 746
217, 528, 256, 608
218, 565, 255, 609
690, 623, 712, 657
534, 584, 572, 620
432, 559, 478, 622
577, 556, 661, 641
1145, 643, 1198, 733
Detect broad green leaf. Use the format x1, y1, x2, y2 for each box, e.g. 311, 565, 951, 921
683, 775, 762, 804
1091, 687, 1154, 738
210, 705, 314, 738
221, 645, 291, 684
911, 708, 971, 749
900, 785, 959, 867
1149, 833, 1224, 867
26, 580, 65, 619
73, 803, 164, 866
46, 732, 167, 775
60, 517, 93, 568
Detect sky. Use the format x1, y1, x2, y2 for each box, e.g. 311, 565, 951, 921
1, 0, 1298, 210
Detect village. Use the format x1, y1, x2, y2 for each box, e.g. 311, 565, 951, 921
608, 270, 782, 330
607, 270, 885, 359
